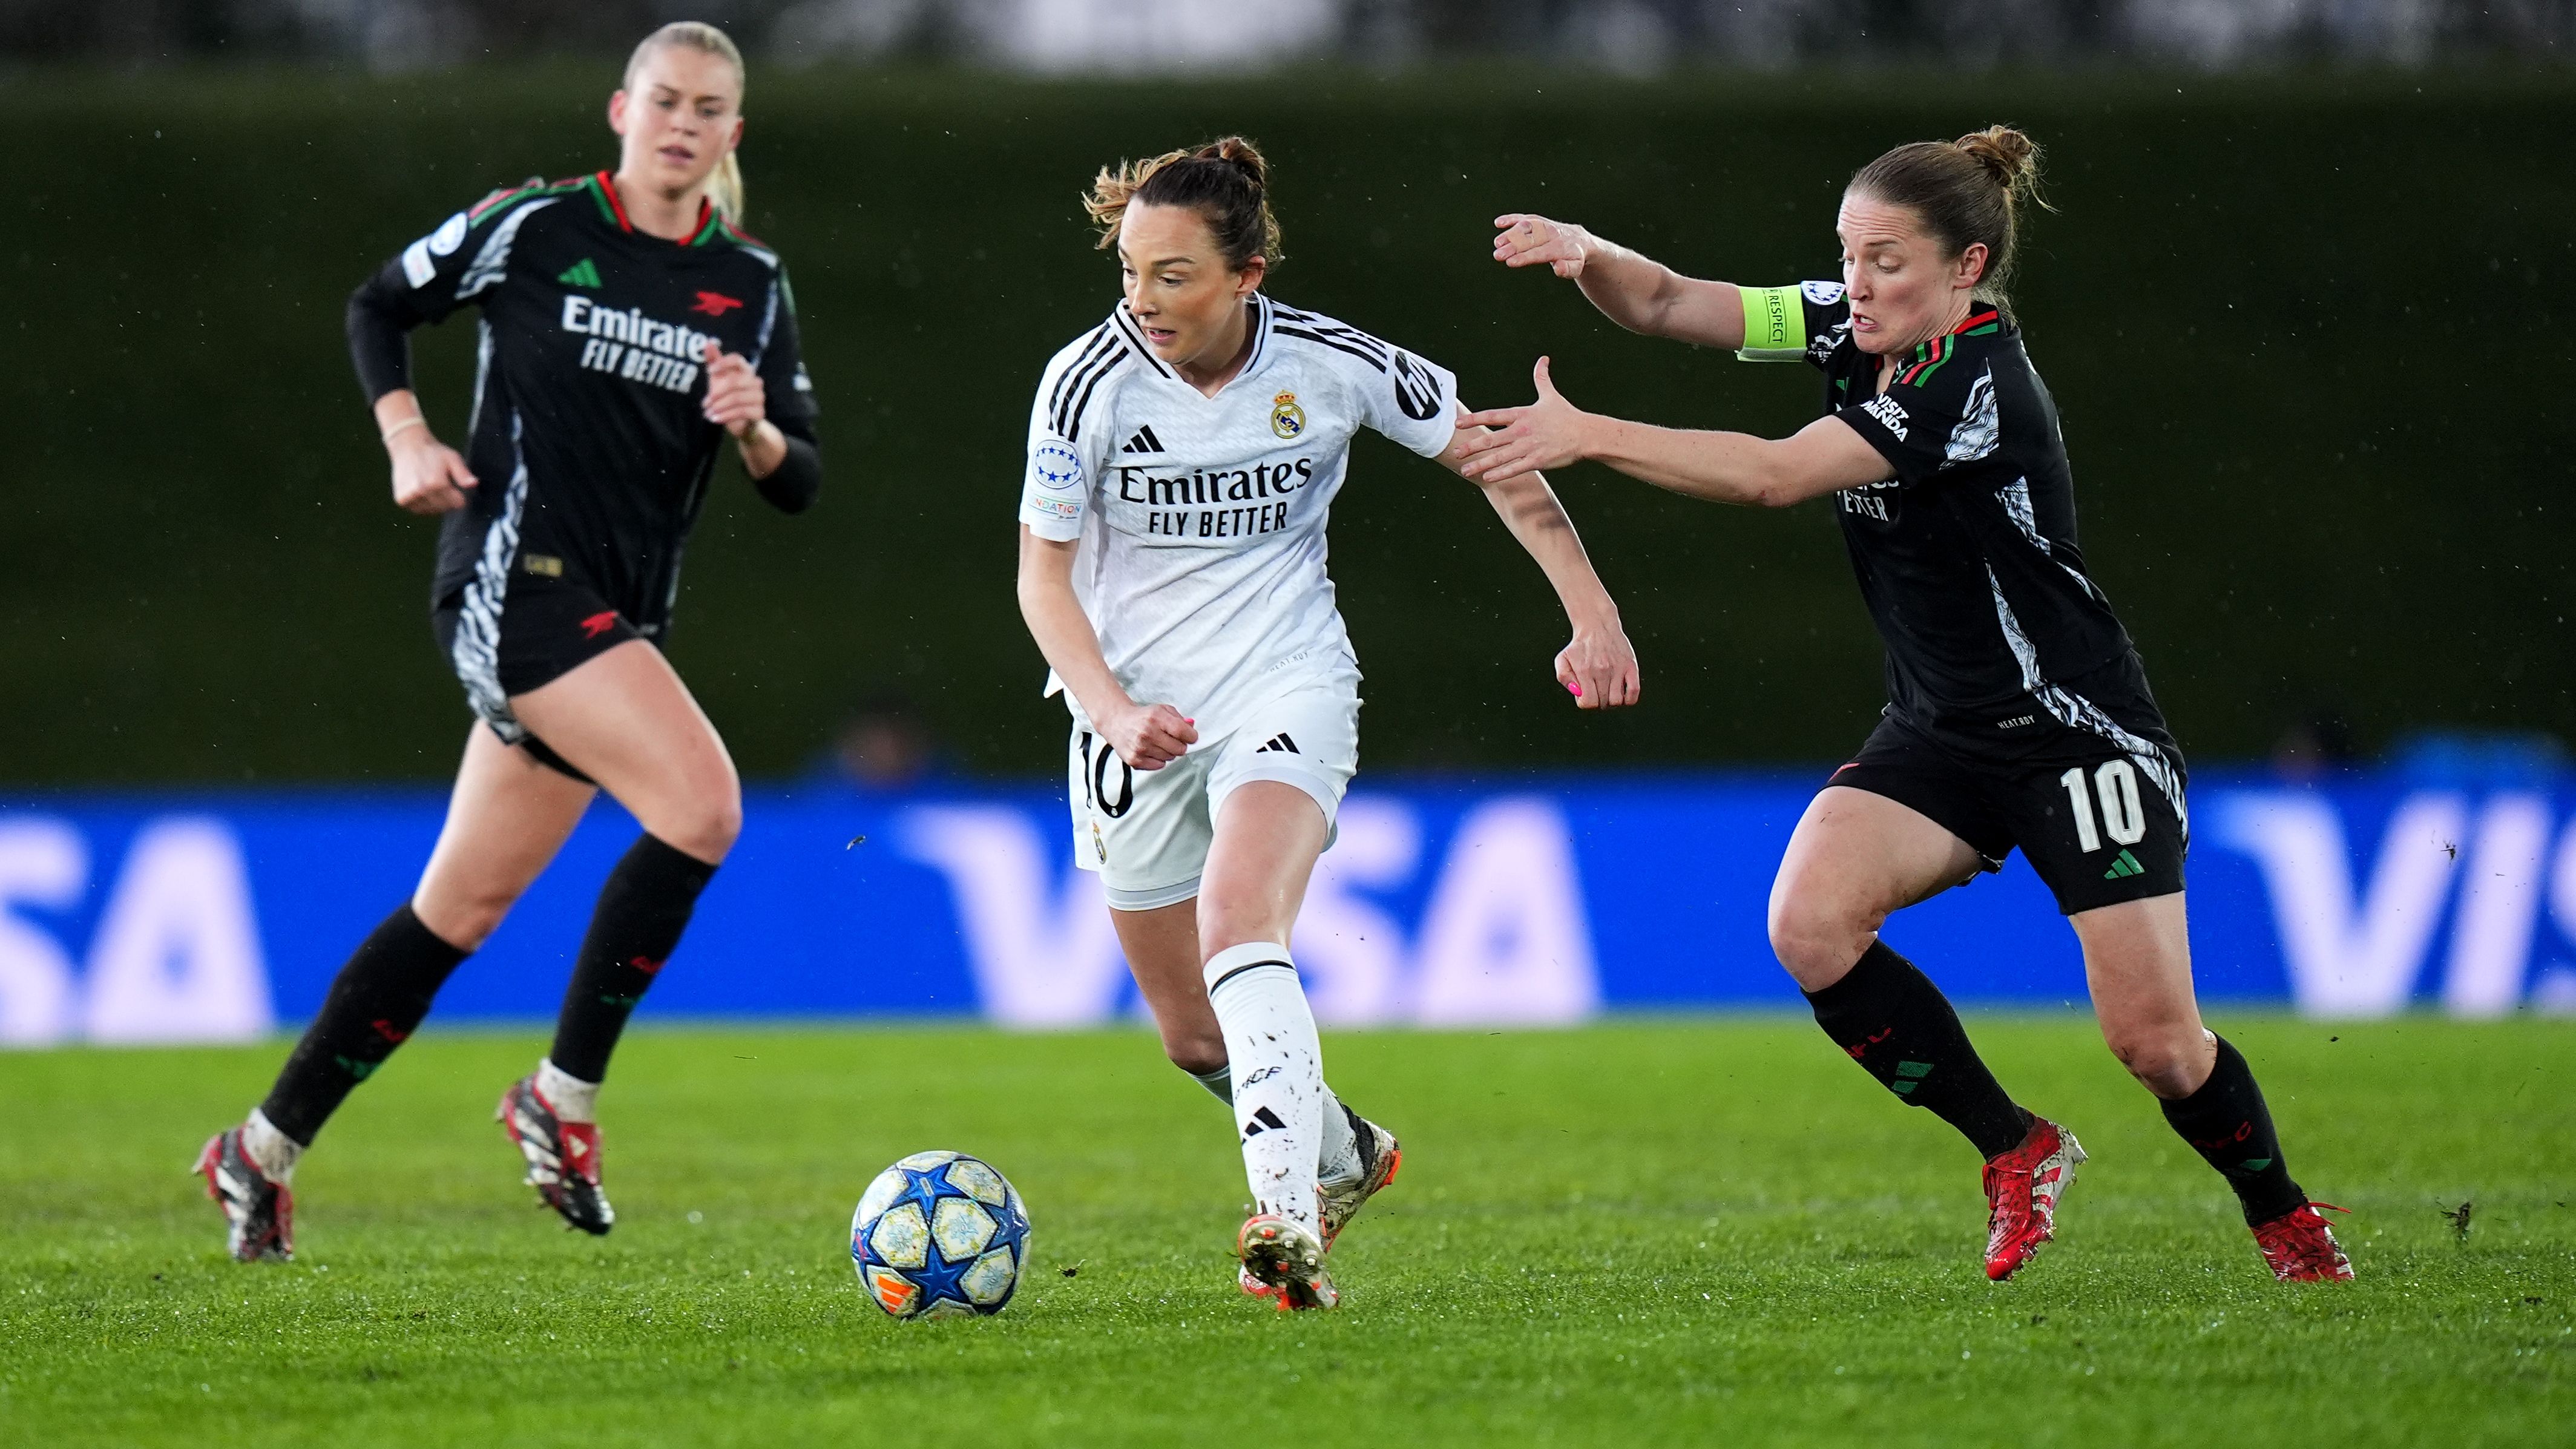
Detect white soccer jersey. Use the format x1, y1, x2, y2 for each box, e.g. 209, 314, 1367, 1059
1017, 294, 1460, 741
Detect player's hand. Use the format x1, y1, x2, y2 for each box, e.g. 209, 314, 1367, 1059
1455, 358, 1593, 484
701, 340, 766, 437
1493, 214, 1596, 278
387, 429, 476, 515
1101, 700, 1199, 771
1555, 617, 1641, 711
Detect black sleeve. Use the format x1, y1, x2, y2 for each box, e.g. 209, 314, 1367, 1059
346, 258, 424, 404
754, 269, 819, 433
747, 266, 821, 513
343, 188, 528, 405
753, 413, 821, 514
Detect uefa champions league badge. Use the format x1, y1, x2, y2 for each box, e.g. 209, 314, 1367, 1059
1270, 391, 1307, 441
1033, 439, 1085, 491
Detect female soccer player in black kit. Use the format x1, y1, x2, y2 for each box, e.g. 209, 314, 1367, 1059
1462, 128, 2353, 1283
197, 22, 820, 1261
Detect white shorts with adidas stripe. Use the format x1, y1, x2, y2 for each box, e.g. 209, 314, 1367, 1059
1064, 680, 1360, 911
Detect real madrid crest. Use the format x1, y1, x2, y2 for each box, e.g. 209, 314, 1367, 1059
1270, 391, 1307, 441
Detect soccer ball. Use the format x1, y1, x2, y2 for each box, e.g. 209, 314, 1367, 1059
849, 1150, 1030, 1319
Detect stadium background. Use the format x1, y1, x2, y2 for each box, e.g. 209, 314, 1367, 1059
2, 1, 2572, 1039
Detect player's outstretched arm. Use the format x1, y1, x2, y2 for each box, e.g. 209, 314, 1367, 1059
1015, 527, 1199, 770
1456, 358, 1891, 508
1436, 417, 1641, 710
1491, 214, 1746, 350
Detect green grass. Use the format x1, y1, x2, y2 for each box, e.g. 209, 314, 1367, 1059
3, 1017, 2568, 1445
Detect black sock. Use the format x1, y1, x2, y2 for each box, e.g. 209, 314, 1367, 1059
1802, 941, 2032, 1160
2159, 1034, 2306, 1226
259, 903, 469, 1145
547, 833, 717, 1083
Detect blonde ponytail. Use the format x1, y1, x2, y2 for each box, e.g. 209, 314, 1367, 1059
709, 152, 745, 222
624, 21, 748, 220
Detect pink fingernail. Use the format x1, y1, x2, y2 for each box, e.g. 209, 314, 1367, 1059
1567, 681, 1582, 697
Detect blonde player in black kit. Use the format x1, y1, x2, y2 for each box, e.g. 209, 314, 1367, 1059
1461, 127, 2353, 1284
197, 22, 820, 1261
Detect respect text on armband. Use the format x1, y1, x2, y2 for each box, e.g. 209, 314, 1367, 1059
560, 295, 715, 395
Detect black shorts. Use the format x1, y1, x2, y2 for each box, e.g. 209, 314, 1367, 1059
1828, 707, 2190, 916
430, 570, 643, 782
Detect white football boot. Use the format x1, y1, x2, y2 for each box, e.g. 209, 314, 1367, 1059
1237, 1213, 1338, 1312
1240, 1103, 1400, 1302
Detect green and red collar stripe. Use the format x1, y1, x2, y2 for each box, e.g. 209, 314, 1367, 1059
1894, 308, 2002, 386
468, 180, 539, 222
586, 170, 720, 246
590, 170, 634, 231
713, 214, 770, 251
469, 174, 588, 223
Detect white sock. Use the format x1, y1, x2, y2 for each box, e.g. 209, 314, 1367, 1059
1194, 1057, 1359, 1183
1204, 942, 1326, 1234
242, 1108, 303, 1186
536, 1057, 600, 1125
1318, 1089, 1361, 1186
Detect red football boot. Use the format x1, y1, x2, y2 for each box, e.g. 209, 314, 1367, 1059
497, 1075, 614, 1235
1981, 1116, 2085, 1281
2253, 1203, 2354, 1282
196, 1126, 294, 1263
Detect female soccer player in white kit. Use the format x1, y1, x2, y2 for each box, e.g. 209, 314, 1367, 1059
1016, 137, 1640, 1309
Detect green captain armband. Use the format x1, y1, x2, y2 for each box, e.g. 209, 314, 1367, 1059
1735, 285, 1807, 361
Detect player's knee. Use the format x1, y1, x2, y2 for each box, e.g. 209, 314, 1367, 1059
415, 891, 512, 953
1766, 880, 1873, 988
2104, 1024, 2203, 1099
1195, 902, 1281, 962
654, 781, 741, 864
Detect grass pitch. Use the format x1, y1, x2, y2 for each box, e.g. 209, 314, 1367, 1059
3, 1017, 2568, 1446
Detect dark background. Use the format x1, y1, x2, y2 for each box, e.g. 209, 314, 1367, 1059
5, 65, 2566, 784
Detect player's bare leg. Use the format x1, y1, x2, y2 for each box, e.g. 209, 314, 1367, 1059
1195, 781, 1346, 1309
2072, 894, 2211, 1099
510, 639, 740, 866
203, 726, 592, 1261
1110, 901, 1232, 1089
1771, 786, 2077, 1281
1767, 786, 1983, 992
2075, 895, 2351, 1280
1117, 893, 1396, 1306
413, 724, 601, 949
496, 640, 741, 1233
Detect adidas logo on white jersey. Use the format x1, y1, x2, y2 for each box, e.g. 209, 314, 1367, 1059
1120, 426, 1164, 455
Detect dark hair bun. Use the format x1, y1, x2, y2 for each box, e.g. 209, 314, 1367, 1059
1954, 125, 2042, 202
1083, 134, 1283, 271
1197, 136, 1269, 193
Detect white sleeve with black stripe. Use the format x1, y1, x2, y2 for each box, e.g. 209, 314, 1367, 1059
1269, 303, 1458, 459
1019, 324, 1127, 542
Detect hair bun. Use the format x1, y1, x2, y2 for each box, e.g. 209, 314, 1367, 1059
1954, 125, 2042, 199
1196, 135, 1269, 191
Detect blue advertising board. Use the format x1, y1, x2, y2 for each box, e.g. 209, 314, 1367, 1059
2, 770, 2571, 1043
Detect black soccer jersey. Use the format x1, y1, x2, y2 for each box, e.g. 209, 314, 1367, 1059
347, 171, 818, 635
1736, 281, 2166, 750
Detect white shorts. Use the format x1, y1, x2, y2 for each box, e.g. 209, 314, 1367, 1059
1065, 683, 1361, 912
